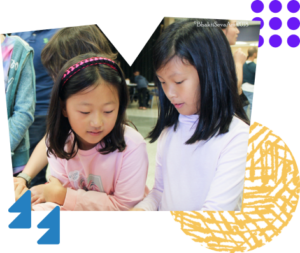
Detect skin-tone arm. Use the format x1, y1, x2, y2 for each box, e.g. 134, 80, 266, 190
233, 48, 247, 95
13, 136, 67, 205
130, 208, 145, 211
236, 63, 243, 95
14, 135, 48, 186
43, 177, 67, 205
14, 181, 33, 210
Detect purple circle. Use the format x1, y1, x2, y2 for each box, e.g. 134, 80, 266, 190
269, 0, 282, 13
258, 35, 264, 47
251, 0, 264, 13
269, 35, 282, 47
287, 0, 300, 13
287, 17, 300, 30
253, 17, 264, 29
287, 35, 300, 47
269, 17, 282, 30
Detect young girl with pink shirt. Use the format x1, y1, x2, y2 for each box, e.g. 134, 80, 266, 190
30, 53, 148, 211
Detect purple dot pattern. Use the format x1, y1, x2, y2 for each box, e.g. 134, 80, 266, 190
269, 17, 282, 30
267, 0, 283, 14
251, 0, 299, 47
258, 34, 265, 48
251, 16, 265, 30
286, 0, 300, 14
269, 35, 282, 47
287, 17, 300, 30
250, 0, 265, 14
286, 34, 300, 48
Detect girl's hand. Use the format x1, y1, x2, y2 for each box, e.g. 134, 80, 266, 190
14, 177, 28, 201
129, 208, 145, 211
14, 182, 29, 202
233, 48, 247, 65
12, 177, 26, 192
44, 176, 67, 206
14, 183, 34, 211
30, 184, 46, 205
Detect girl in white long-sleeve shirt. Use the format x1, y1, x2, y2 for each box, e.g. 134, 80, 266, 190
132, 19, 250, 211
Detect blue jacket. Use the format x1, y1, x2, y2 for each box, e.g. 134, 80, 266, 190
12, 29, 59, 115
134, 75, 148, 89
6, 36, 36, 170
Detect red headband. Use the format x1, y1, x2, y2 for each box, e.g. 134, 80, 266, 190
61, 57, 118, 86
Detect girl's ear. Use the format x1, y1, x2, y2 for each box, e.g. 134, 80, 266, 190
60, 99, 68, 118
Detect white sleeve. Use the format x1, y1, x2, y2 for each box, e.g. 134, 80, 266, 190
201, 130, 249, 211
134, 134, 164, 211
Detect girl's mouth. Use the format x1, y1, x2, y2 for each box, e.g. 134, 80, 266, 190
87, 131, 102, 136
173, 103, 184, 109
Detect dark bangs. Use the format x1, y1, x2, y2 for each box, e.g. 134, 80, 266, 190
148, 19, 249, 144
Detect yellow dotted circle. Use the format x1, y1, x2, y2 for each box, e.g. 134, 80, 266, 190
171, 122, 300, 252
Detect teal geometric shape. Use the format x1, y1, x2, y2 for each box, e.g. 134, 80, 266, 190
8, 190, 31, 229
37, 206, 60, 244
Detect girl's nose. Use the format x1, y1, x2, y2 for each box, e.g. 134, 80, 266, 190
90, 113, 103, 128
166, 84, 177, 99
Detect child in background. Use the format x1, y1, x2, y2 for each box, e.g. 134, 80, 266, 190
132, 19, 250, 211
31, 53, 148, 211
1, 34, 35, 176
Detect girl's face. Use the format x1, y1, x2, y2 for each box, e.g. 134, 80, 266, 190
156, 56, 200, 115
62, 81, 120, 150
223, 20, 240, 45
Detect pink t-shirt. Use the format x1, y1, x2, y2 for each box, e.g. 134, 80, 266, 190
33, 125, 149, 211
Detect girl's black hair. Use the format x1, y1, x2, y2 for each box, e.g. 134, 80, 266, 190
148, 19, 249, 144
47, 53, 129, 159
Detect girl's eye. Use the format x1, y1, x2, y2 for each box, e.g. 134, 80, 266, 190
160, 81, 183, 84
79, 111, 113, 114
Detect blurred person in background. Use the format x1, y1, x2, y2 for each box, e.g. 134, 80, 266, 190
214, 19, 249, 117
12, 29, 59, 186
133, 70, 149, 110
1, 34, 35, 178
242, 47, 258, 120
